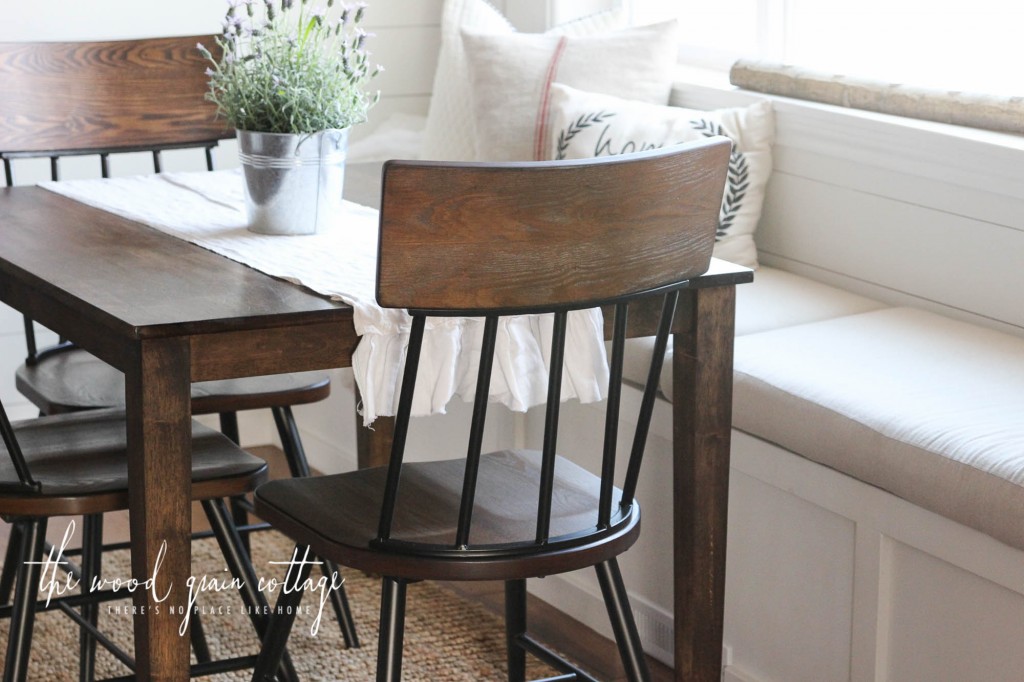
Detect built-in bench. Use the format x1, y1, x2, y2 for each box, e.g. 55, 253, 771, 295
524, 80, 1024, 681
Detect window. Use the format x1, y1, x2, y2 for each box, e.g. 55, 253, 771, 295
631, 0, 1024, 97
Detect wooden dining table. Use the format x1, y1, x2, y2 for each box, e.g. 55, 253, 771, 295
0, 163, 751, 681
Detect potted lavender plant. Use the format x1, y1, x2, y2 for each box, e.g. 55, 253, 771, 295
199, 0, 381, 235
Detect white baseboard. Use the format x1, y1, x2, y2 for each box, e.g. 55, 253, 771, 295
724, 664, 766, 682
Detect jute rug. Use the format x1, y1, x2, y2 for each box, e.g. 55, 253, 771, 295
1, 529, 566, 680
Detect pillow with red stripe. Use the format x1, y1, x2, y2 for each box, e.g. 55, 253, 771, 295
460, 20, 678, 162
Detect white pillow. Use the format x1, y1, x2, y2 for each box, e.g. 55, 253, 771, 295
420, 0, 626, 162
462, 20, 679, 162
547, 83, 775, 268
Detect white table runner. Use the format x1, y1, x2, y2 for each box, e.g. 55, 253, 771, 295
41, 170, 608, 424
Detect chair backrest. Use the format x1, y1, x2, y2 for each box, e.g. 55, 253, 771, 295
374, 138, 731, 552
0, 35, 229, 169
0, 35, 231, 359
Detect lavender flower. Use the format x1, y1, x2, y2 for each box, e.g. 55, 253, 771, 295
201, 0, 381, 134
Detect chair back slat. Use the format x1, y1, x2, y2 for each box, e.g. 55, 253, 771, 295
535, 311, 568, 544
599, 302, 629, 528
620, 290, 679, 509
374, 140, 730, 556
376, 315, 427, 543
455, 315, 500, 547
0, 37, 230, 155
377, 140, 730, 313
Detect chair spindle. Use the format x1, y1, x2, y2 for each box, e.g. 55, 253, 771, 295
535, 310, 569, 544
621, 291, 679, 509
455, 314, 500, 548
599, 302, 630, 528
376, 314, 427, 543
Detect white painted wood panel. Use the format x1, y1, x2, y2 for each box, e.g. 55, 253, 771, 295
884, 541, 1024, 682
724, 470, 855, 682
758, 173, 1024, 333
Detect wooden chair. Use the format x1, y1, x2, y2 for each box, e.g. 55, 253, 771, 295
249, 139, 732, 681
0, 36, 357, 647
0, 398, 298, 682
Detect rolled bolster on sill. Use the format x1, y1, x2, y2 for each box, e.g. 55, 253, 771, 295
729, 58, 1024, 135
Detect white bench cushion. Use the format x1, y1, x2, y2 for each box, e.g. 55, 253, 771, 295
733, 307, 1024, 551
623, 267, 885, 400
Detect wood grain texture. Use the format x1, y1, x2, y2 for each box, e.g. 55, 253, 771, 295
377, 139, 731, 312
672, 285, 737, 682
124, 337, 193, 681
0, 36, 230, 155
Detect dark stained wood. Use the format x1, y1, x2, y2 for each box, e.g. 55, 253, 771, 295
188, 320, 355, 382
377, 139, 731, 312
0, 36, 230, 155
15, 349, 333, 414
0, 408, 266, 516
125, 336, 193, 680
355, 385, 395, 469
672, 285, 737, 681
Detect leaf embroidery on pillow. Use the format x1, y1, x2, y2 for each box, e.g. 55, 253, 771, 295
555, 111, 616, 160
689, 119, 748, 238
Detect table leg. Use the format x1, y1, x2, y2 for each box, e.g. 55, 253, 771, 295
354, 385, 395, 470
672, 285, 736, 681
125, 337, 192, 681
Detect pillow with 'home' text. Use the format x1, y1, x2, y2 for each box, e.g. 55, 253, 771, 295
547, 83, 774, 268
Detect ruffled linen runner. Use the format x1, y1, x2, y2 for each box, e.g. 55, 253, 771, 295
40, 170, 608, 424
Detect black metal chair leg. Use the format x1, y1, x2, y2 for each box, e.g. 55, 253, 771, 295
376, 578, 407, 682
4, 518, 47, 682
79, 514, 103, 682
595, 558, 651, 682
219, 412, 254, 557
320, 557, 360, 649
0, 523, 24, 605
202, 499, 299, 682
273, 405, 360, 649
250, 544, 313, 682
189, 611, 212, 665
505, 579, 527, 682
272, 406, 312, 479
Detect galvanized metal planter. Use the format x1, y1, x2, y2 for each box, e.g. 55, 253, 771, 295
237, 128, 348, 236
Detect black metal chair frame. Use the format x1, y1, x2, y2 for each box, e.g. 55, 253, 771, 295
252, 286, 683, 682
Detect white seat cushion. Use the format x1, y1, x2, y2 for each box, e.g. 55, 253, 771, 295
733, 307, 1024, 551
621, 267, 885, 399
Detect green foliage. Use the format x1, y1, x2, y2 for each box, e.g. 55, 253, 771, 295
199, 0, 382, 134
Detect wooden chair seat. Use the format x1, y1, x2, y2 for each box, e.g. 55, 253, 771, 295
255, 449, 640, 582
0, 408, 267, 516
16, 346, 329, 413
15, 348, 331, 415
